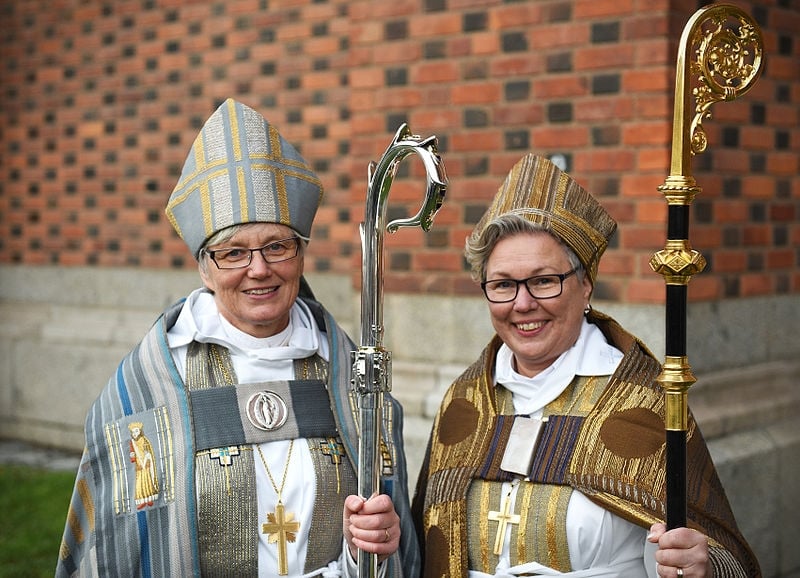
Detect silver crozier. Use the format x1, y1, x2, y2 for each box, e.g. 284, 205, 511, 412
353, 124, 447, 577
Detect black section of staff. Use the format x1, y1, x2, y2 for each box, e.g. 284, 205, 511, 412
665, 430, 688, 529
667, 205, 689, 242
665, 285, 687, 358
664, 258, 688, 531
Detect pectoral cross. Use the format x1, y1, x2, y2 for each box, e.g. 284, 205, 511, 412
261, 501, 300, 575
320, 437, 344, 493
488, 494, 521, 555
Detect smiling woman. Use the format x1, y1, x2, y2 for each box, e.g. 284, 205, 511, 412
56, 99, 419, 577
482, 232, 591, 378
411, 154, 760, 578
199, 223, 306, 338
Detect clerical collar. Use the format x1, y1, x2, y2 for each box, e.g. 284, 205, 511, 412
170, 288, 325, 361
217, 311, 293, 351
494, 318, 623, 416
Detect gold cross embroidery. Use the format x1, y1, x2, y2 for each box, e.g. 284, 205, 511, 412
209, 445, 240, 466
208, 445, 241, 495
261, 502, 300, 575
488, 494, 521, 556
320, 437, 345, 493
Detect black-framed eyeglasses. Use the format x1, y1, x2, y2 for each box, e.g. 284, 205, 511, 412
481, 269, 577, 303
205, 236, 301, 269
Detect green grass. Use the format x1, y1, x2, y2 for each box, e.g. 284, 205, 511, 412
0, 465, 75, 578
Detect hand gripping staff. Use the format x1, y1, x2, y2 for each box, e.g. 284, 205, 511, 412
352, 124, 447, 577
649, 4, 763, 530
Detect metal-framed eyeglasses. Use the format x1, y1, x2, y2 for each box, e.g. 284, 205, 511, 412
481, 269, 578, 303
205, 236, 301, 269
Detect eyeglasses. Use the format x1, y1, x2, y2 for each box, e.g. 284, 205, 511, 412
481, 269, 577, 303
205, 237, 301, 269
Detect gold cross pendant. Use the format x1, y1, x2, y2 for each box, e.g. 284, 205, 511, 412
488, 493, 521, 556
261, 501, 300, 575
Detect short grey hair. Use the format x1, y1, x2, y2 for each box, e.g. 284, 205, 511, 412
464, 214, 584, 283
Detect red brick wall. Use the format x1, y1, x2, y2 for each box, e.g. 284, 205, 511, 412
1, 0, 797, 303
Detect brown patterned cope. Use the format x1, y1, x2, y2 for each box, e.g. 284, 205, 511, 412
412, 310, 760, 578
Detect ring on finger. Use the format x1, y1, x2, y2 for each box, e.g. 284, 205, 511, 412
384, 528, 390, 543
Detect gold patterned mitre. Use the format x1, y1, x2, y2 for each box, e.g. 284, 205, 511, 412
165, 98, 324, 258
471, 154, 616, 282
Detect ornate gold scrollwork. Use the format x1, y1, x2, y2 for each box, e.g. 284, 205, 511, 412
689, 7, 764, 155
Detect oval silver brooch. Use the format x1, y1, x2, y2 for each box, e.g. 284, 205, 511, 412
246, 391, 289, 431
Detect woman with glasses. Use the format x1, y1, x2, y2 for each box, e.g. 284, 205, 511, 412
412, 154, 759, 578
57, 99, 419, 577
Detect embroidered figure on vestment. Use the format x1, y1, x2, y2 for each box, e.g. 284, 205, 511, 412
128, 421, 160, 510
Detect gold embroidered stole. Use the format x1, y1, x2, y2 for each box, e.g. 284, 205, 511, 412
187, 342, 259, 576
186, 342, 357, 575
463, 375, 608, 573
306, 435, 358, 569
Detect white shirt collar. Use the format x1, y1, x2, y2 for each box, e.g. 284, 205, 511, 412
169, 288, 325, 361
494, 318, 623, 416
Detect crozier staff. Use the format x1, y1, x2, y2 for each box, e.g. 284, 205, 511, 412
57, 99, 419, 577
411, 154, 759, 578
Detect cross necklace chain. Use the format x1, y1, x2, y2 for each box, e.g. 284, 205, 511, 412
253, 357, 314, 574
256, 441, 299, 576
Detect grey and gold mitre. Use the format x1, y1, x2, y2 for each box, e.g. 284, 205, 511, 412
165, 98, 324, 258
470, 154, 616, 282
